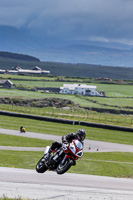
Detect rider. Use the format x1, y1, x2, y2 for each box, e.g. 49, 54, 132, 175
46, 129, 86, 158
20, 126, 24, 132
62, 129, 86, 145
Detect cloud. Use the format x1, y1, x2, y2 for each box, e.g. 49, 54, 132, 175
1, 0, 133, 44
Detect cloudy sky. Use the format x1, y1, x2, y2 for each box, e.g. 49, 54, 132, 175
0, 0, 133, 46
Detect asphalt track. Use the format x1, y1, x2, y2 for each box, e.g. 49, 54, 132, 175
0, 167, 133, 200
0, 128, 133, 199
0, 128, 133, 152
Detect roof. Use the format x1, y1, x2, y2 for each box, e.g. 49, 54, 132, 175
31, 66, 41, 71
61, 84, 96, 90
7, 69, 50, 74
0, 69, 5, 72
0, 80, 6, 84
18, 69, 41, 73
0, 80, 13, 85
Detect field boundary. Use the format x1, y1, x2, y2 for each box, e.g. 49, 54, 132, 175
0, 110, 79, 125
0, 110, 133, 132
80, 121, 133, 132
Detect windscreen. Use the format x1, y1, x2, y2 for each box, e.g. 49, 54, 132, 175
73, 139, 83, 150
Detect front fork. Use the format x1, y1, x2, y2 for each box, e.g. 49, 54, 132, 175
61, 154, 76, 166
44, 146, 50, 155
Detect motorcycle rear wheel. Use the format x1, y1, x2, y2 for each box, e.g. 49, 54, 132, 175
56, 158, 73, 175
36, 156, 48, 173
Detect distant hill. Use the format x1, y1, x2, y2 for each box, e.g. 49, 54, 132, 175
42, 44, 133, 67
0, 51, 40, 62
1, 25, 133, 67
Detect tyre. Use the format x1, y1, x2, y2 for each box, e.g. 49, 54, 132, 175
56, 158, 73, 175
36, 156, 48, 173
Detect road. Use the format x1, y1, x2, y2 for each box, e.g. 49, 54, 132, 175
0, 128, 133, 152
0, 167, 133, 200
0, 128, 133, 199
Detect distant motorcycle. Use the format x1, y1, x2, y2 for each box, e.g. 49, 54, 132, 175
36, 139, 83, 175
20, 127, 25, 133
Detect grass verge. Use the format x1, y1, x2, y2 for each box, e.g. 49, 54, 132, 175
0, 150, 133, 178
69, 152, 133, 178
0, 133, 52, 147
0, 196, 25, 200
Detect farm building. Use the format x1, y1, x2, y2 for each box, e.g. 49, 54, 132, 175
60, 84, 101, 96
0, 80, 13, 88
11, 66, 50, 76
0, 69, 6, 74
0, 65, 50, 76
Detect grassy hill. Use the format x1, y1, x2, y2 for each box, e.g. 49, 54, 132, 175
0, 51, 40, 62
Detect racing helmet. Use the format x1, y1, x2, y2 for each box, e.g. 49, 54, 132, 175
76, 129, 86, 141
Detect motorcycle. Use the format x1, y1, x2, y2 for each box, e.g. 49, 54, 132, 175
20, 127, 25, 133
36, 139, 83, 175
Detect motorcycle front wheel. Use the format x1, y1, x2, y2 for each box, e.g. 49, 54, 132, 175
56, 158, 73, 175
36, 156, 48, 173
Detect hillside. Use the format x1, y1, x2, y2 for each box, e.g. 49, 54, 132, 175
0, 52, 133, 80
0, 51, 40, 62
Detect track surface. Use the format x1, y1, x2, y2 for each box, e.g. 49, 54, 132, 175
0, 128, 133, 152
0, 167, 133, 200
0, 128, 133, 199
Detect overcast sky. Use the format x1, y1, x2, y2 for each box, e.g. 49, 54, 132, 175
1, 0, 133, 45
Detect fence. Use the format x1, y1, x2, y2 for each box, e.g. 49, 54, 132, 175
0, 104, 133, 127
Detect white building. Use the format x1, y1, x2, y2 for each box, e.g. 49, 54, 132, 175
60, 83, 100, 96
5, 66, 50, 76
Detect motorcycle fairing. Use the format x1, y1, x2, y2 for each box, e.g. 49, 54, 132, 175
69, 140, 83, 158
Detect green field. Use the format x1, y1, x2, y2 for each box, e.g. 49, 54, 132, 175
0, 74, 133, 119
9, 79, 133, 97
0, 88, 133, 111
